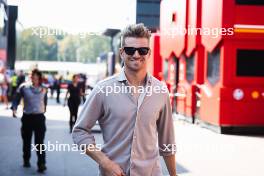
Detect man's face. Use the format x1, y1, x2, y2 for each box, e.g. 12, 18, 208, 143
31, 74, 40, 86
120, 37, 151, 72
73, 76, 79, 83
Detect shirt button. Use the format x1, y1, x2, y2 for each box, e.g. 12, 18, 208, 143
130, 163, 134, 168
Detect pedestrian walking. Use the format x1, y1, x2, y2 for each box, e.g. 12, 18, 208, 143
17, 70, 25, 87
47, 74, 55, 98
64, 74, 83, 133
0, 69, 9, 109
10, 72, 18, 101
11, 69, 48, 173
55, 75, 62, 104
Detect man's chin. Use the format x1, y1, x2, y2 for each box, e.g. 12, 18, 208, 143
129, 65, 143, 71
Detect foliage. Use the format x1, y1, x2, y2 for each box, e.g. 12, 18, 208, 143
16, 27, 111, 63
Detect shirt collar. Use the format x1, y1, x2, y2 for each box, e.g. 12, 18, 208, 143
116, 67, 152, 84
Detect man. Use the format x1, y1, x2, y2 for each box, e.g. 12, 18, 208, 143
12, 69, 48, 173
17, 70, 25, 87
55, 75, 62, 104
10, 72, 18, 101
72, 24, 177, 176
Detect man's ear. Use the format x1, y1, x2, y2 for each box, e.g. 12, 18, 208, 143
148, 49, 152, 57
119, 48, 124, 60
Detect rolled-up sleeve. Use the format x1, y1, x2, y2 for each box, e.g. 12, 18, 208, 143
157, 93, 176, 156
72, 85, 104, 147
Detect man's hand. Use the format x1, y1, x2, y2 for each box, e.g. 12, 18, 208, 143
83, 144, 125, 176
100, 158, 125, 176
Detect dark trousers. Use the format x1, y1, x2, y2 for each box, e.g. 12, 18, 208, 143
56, 89, 60, 103
68, 100, 80, 131
21, 113, 46, 165
11, 86, 17, 100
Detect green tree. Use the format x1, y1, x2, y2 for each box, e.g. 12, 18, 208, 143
17, 27, 111, 63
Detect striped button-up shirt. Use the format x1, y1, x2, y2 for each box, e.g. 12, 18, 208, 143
72, 68, 176, 176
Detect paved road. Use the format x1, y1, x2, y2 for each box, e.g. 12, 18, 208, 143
0, 98, 172, 176
0, 97, 263, 176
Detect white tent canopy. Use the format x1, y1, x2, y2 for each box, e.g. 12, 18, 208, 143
15, 61, 106, 76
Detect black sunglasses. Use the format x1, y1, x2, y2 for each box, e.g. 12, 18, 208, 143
123, 47, 150, 56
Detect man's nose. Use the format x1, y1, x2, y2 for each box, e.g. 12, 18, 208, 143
133, 50, 140, 58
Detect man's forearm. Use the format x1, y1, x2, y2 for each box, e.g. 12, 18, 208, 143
85, 144, 110, 166
163, 155, 177, 176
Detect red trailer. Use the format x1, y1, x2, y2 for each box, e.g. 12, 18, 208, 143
160, 0, 187, 111
159, 0, 264, 133
147, 33, 163, 80
199, 0, 264, 133
176, 0, 206, 122
160, 0, 205, 122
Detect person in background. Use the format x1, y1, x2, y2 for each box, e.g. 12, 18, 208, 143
55, 75, 62, 104
10, 72, 18, 101
0, 69, 9, 109
11, 69, 48, 173
17, 70, 25, 87
64, 74, 83, 133
47, 74, 55, 98
78, 73, 87, 104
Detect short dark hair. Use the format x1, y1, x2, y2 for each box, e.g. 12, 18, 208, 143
72, 74, 78, 81
121, 23, 151, 47
31, 69, 42, 83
